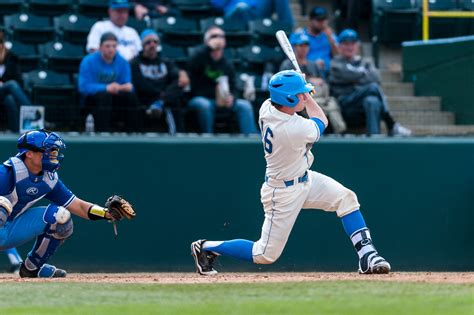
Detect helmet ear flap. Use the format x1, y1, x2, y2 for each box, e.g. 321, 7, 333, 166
285, 94, 298, 105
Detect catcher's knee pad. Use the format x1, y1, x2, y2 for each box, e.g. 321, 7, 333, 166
336, 189, 360, 217
51, 218, 74, 240
44, 204, 73, 239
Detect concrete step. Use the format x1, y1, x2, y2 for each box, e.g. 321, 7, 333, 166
387, 96, 441, 111
382, 82, 414, 96
290, 3, 302, 17
391, 111, 455, 125
380, 70, 402, 82
295, 16, 307, 29
407, 125, 474, 136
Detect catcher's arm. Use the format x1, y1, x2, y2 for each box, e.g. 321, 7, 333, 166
67, 197, 113, 220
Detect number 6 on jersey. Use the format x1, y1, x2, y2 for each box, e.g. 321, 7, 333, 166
263, 127, 273, 154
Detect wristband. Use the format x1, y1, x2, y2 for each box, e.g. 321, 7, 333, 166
87, 204, 107, 220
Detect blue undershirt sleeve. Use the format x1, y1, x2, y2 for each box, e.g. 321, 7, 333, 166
310, 117, 326, 135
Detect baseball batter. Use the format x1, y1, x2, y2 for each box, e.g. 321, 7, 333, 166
0, 129, 135, 278
191, 70, 391, 275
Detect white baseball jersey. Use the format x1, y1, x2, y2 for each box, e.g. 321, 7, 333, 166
86, 20, 142, 61
258, 99, 321, 180
252, 99, 359, 265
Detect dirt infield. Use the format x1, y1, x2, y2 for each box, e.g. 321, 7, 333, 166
0, 272, 473, 284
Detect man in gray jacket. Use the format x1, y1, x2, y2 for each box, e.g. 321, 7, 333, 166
329, 29, 411, 136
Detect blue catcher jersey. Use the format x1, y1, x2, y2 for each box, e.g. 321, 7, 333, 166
0, 157, 76, 221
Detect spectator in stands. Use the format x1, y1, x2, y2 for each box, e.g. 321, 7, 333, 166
0, 31, 32, 132
132, 1, 179, 20
187, 26, 258, 135
130, 29, 189, 134
79, 32, 142, 132
210, 0, 294, 29
301, 6, 339, 76
280, 32, 346, 134
330, 29, 411, 136
86, 0, 141, 61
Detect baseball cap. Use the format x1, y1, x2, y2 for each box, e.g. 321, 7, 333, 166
109, 0, 129, 10
338, 29, 359, 43
309, 7, 328, 20
289, 32, 309, 46
140, 29, 159, 41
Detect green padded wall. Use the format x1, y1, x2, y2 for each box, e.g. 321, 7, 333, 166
402, 36, 474, 124
0, 135, 473, 272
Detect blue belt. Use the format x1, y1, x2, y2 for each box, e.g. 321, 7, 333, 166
265, 171, 309, 188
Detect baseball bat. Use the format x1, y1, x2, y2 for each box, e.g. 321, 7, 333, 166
275, 30, 302, 74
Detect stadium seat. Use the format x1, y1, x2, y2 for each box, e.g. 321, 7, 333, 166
200, 17, 251, 47
459, 0, 474, 33
153, 16, 201, 46
237, 45, 284, 73
126, 17, 149, 34
27, 0, 73, 17
4, 13, 55, 44
170, 0, 214, 18
39, 41, 85, 73
371, 0, 421, 43
0, 0, 23, 18
249, 18, 293, 47
4, 40, 40, 72
77, 0, 109, 18
54, 14, 96, 46
160, 43, 188, 68
23, 69, 78, 129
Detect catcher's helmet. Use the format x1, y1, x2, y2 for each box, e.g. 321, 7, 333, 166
17, 129, 66, 173
268, 70, 313, 107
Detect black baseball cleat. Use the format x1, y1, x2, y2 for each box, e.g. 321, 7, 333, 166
358, 252, 391, 274
191, 239, 218, 275
19, 262, 67, 278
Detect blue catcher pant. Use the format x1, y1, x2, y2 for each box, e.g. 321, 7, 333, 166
0, 205, 73, 269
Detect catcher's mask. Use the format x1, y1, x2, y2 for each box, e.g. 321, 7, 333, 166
17, 129, 66, 173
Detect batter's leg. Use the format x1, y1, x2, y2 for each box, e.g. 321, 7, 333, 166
302, 171, 391, 274
191, 183, 309, 275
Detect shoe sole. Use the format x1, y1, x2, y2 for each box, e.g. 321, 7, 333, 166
372, 262, 391, 274
190, 241, 217, 276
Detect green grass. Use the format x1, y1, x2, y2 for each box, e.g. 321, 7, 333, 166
0, 281, 472, 315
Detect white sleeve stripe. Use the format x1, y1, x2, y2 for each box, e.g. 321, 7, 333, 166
62, 195, 76, 208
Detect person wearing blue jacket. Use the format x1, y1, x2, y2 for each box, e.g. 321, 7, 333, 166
79, 32, 142, 132
210, 0, 294, 28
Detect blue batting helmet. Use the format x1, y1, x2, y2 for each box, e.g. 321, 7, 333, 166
17, 129, 66, 173
268, 70, 314, 107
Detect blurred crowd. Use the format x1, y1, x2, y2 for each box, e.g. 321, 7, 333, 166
0, 0, 411, 136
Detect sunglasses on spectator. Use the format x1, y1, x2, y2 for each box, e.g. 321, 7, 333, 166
209, 34, 225, 39
144, 39, 159, 45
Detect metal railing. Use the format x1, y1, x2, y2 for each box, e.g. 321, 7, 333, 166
422, 0, 474, 40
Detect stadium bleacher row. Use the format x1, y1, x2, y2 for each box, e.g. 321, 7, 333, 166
0, 0, 296, 131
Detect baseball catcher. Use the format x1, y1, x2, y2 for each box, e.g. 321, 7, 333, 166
0, 129, 135, 278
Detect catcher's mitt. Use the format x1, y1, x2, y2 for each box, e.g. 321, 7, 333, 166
105, 195, 136, 221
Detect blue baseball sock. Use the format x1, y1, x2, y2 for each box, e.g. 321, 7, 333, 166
202, 239, 254, 262
341, 210, 367, 237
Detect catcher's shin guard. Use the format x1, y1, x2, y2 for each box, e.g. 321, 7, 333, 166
351, 228, 391, 274
191, 240, 218, 275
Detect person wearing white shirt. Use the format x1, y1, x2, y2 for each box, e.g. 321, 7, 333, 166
86, 0, 142, 61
